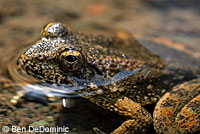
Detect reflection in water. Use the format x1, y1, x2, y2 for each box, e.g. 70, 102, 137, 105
15, 66, 144, 100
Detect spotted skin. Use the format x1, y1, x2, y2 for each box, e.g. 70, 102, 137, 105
154, 78, 200, 134
112, 97, 152, 134
8, 22, 200, 134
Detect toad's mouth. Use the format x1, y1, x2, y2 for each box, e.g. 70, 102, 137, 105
13, 67, 145, 99
8, 54, 145, 99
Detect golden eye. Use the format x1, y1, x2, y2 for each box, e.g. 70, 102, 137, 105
59, 50, 84, 72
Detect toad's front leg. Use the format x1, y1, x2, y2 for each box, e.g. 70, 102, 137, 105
91, 96, 152, 134
110, 97, 152, 134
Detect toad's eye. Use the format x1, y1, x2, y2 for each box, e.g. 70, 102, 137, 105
59, 50, 84, 72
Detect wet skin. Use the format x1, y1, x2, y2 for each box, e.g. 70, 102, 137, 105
9, 22, 200, 134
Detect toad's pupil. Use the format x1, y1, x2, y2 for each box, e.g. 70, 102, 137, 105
65, 55, 77, 62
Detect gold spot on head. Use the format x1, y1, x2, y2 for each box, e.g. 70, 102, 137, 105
42, 22, 68, 37
42, 22, 56, 37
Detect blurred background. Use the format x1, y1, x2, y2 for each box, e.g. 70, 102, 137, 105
0, 0, 199, 133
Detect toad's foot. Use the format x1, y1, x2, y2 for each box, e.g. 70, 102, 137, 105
92, 97, 152, 134
111, 97, 152, 134
154, 78, 200, 134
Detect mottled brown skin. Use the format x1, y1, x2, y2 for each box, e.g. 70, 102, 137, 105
9, 22, 200, 134
154, 79, 200, 134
